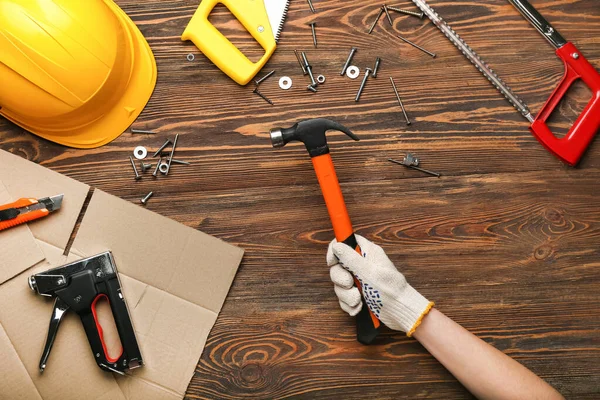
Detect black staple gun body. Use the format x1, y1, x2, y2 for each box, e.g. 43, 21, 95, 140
29, 251, 143, 374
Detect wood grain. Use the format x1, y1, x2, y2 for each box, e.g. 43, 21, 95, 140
1, 0, 599, 398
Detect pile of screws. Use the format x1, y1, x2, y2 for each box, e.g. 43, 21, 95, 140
128, 134, 191, 205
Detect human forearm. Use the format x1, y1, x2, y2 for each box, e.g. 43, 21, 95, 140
412, 308, 564, 400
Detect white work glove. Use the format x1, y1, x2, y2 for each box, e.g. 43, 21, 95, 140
327, 235, 434, 336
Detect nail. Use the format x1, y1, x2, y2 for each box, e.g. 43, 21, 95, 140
389, 77, 411, 125
129, 156, 141, 180
368, 7, 385, 34
355, 68, 372, 102
397, 35, 436, 58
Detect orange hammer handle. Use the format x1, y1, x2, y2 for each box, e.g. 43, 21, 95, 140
311, 154, 381, 342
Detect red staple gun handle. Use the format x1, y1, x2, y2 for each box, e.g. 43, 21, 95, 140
531, 43, 600, 166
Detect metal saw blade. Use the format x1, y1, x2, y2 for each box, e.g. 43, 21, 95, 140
264, 0, 289, 42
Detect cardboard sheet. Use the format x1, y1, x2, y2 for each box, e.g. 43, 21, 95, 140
0, 150, 244, 400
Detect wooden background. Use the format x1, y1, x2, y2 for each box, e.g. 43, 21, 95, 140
1, 0, 599, 398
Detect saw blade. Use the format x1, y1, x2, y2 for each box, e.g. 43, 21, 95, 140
264, 0, 289, 42
411, 0, 534, 123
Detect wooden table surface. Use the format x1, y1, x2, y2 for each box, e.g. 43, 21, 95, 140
2, 0, 599, 398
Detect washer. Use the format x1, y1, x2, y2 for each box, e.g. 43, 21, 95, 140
279, 76, 293, 90
317, 75, 326, 84
159, 161, 169, 174
133, 146, 147, 160
186, 53, 195, 61
346, 66, 360, 79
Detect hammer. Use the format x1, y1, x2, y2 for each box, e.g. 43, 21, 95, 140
270, 118, 380, 344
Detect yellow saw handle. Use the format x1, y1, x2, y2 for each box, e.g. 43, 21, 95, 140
182, 0, 276, 85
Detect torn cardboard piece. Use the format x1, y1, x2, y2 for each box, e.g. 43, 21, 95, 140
0, 150, 244, 400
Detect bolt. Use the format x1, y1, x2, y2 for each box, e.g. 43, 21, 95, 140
387, 6, 424, 19
306, 0, 315, 13
129, 156, 141, 180
368, 7, 385, 34
140, 191, 154, 205
254, 70, 275, 86
301, 52, 317, 86
253, 88, 274, 105
390, 77, 411, 125
340, 47, 358, 76
294, 50, 308, 75
355, 68, 372, 102
307, 84, 318, 92
131, 129, 156, 134
397, 35, 436, 58
152, 139, 172, 158
141, 162, 152, 173
372, 57, 381, 78
383, 4, 394, 25
308, 22, 317, 48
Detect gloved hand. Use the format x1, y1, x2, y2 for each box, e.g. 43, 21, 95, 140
327, 235, 434, 336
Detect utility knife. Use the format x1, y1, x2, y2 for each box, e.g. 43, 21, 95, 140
0, 194, 63, 232
182, 0, 290, 85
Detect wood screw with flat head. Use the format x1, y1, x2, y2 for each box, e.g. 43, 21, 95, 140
387, 6, 424, 19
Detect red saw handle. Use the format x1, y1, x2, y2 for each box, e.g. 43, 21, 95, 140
530, 42, 600, 166
312, 154, 381, 345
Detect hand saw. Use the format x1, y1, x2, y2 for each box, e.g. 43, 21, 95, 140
182, 0, 290, 85
412, 0, 600, 166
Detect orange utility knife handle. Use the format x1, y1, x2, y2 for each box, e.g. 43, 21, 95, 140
0, 198, 48, 232
530, 42, 600, 166
311, 154, 381, 344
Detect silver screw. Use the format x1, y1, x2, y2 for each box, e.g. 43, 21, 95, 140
390, 77, 411, 125
306, 0, 315, 13
368, 7, 384, 34
308, 22, 317, 48
140, 191, 154, 205
397, 35, 436, 58
301, 52, 318, 86
152, 158, 162, 177
152, 139, 172, 158
387, 6, 424, 19
307, 84, 318, 93
129, 156, 141, 180
372, 57, 381, 78
383, 4, 393, 25
131, 129, 156, 134
340, 47, 358, 76
254, 70, 275, 86
355, 68, 372, 102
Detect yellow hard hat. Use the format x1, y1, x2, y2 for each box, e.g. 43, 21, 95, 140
0, 0, 157, 148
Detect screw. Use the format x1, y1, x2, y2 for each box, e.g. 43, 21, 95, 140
355, 68, 372, 102
253, 88, 274, 105
372, 57, 381, 78
129, 156, 141, 180
389, 77, 411, 125
152, 158, 162, 177
165, 134, 179, 176
307, 84, 318, 92
388, 157, 440, 177
387, 6, 424, 19
340, 47, 358, 76
168, 158, 191, 165
306, 0, 315, 13
308, 22, 317, 48
131, 129, 156, 134
153, 139, 172, 157
294, 50, 308, 75
140, 162, 152, 173
397, 35, 436, 58
255, 70, 275, 86
368, 7, 384, 34
301, 52, 318, 86
140, 191, 154, 205
383, 4, 393, 25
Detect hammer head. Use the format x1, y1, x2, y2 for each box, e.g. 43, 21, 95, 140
270, 118, 359, 157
